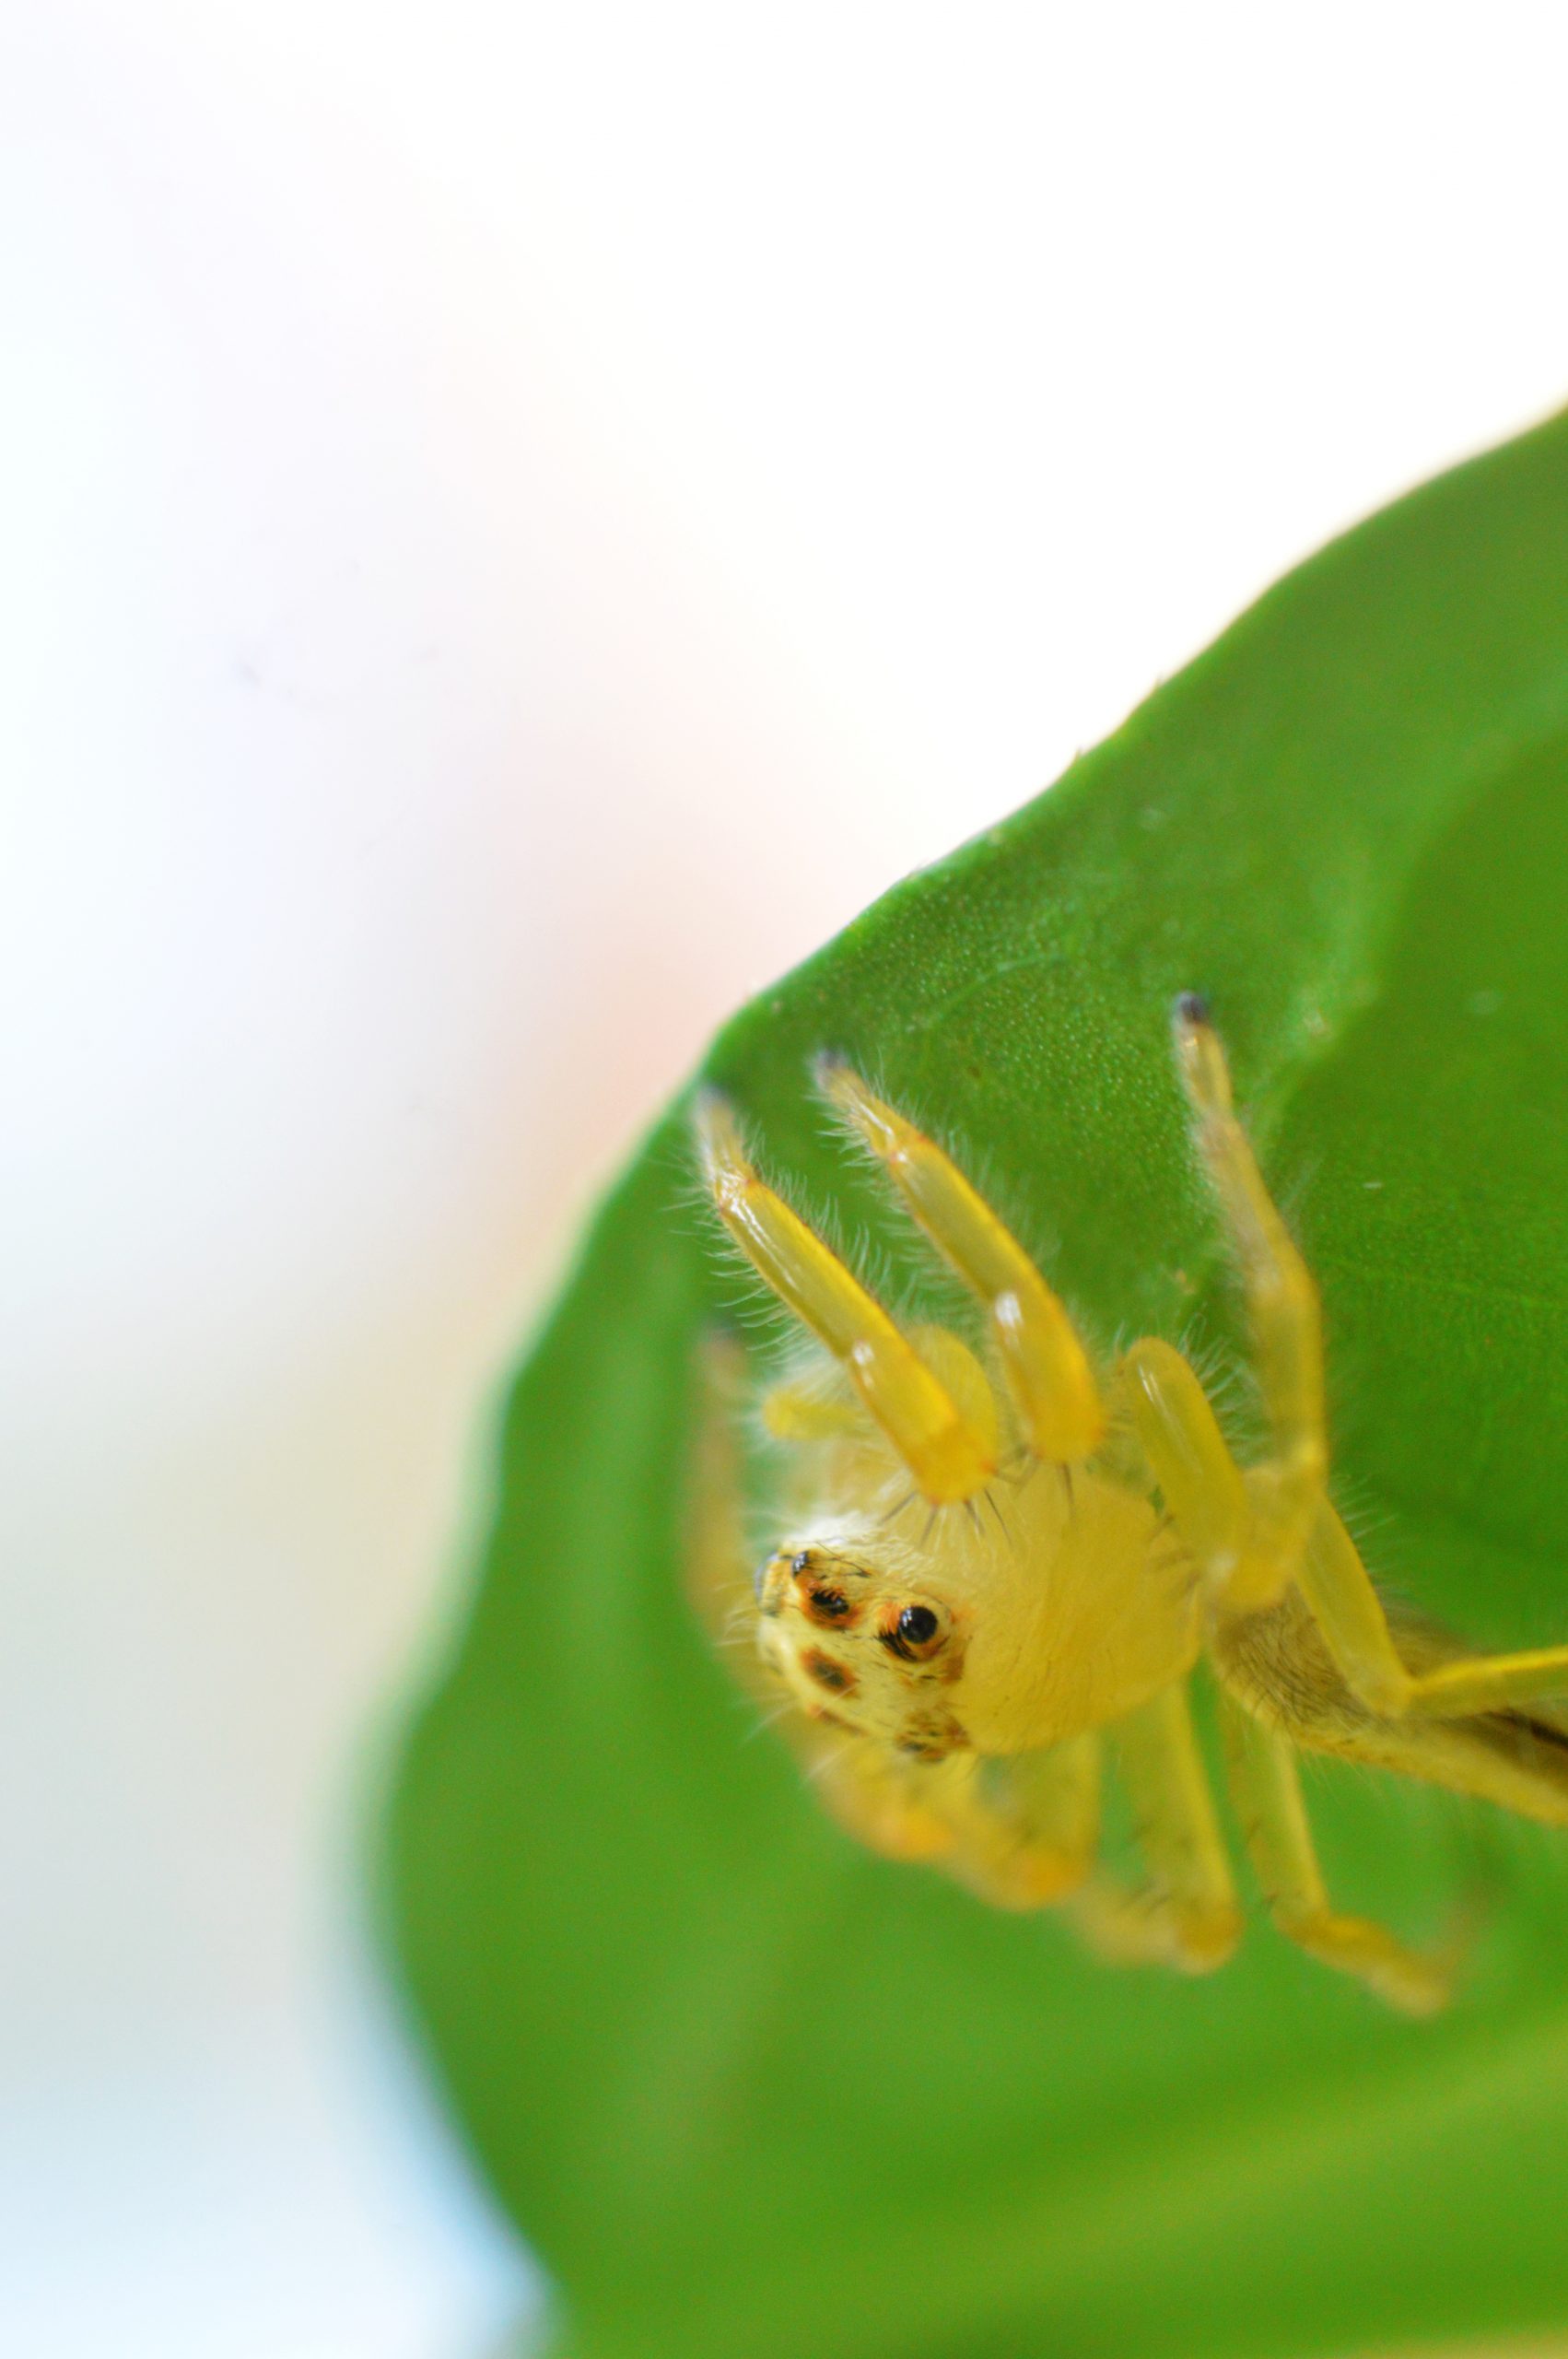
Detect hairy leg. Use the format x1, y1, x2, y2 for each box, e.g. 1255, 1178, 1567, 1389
1173, 997, 1326, 1601
1071, 1680, 1241, 1973
816, 1060, 1105, 1461
950, 1738, 1103, 1908
1112, 1335, 1254, 1599
1294, 1499, 1568, 1721
813, 1736, 1101, 1907
1219, 1691, 1452, 2013
1161, 1009, 1568, 1719
694, 1091, 995, 1501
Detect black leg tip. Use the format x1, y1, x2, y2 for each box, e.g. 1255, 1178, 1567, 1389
1173, 991, 1211, 1028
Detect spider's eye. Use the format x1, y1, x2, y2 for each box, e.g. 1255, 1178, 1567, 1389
790, 1550, 812, 1576
812, 1588, 850, 1620
884, 1602, 945, 1661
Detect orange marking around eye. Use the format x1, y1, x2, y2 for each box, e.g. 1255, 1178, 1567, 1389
804, 1585, 860, 1628
877, 1614, 943, 1665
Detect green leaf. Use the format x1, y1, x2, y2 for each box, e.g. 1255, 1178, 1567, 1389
382, 410, 1568, 2359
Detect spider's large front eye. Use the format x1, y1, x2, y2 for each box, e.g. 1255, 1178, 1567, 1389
884, 1602, 945, 1662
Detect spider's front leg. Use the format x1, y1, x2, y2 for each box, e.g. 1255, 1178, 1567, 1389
816, 1061, 1106, 1463
694, 1093, 995, 1504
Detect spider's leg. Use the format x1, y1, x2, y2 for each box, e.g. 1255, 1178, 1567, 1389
1166, 1008, 1568, 1721
810, 1743, 970, 1865
1112, 1335, 1254, 1598
1219, 1690, 1453, 2013
1401, 1643, 1568, 1719
941, 1736, 1102, 1909
1292, 1499, 1568, 1721
1069, 1679, 1241, 1973
820, 1737, 1101, 1903
695, 1092, 994, 1503
1173, 997, 1327, 1603
816, 1061, 1105, 1462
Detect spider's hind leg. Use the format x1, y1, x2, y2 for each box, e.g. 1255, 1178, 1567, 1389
1071, 1679, 1243, 1974
1219, 1690, 1454, 2014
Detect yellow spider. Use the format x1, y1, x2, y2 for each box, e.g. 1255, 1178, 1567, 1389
689, 997, 1568, 2013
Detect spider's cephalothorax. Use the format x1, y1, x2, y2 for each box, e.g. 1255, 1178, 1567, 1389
755, 1439, 1199, 1762
688, 1003, 1568, 2012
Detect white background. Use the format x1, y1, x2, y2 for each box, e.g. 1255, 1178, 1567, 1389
6, 5, 1568, 2354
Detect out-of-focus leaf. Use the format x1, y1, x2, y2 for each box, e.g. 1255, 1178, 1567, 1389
384, 411, 1568, 2359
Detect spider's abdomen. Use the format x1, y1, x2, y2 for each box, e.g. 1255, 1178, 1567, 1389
1212, 1585, 1568, 1829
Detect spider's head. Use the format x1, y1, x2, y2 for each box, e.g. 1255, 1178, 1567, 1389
754, 1539, 971, 1761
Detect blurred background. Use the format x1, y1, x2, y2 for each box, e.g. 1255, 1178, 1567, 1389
6, 4, 1568, 2353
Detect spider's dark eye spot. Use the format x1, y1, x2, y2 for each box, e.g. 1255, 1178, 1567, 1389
802, 1581, 858, 1629
883, 1602, 944, 1661
790, 1551, 812, 1576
